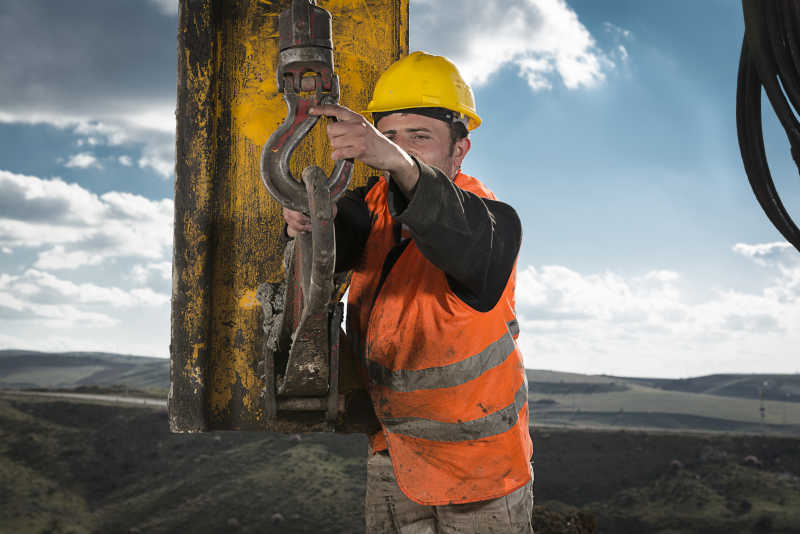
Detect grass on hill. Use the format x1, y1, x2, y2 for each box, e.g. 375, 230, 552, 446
0, 350, 169, 394
4, 393, 800, 533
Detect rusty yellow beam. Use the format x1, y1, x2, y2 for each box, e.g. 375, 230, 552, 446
170, 0, 409, 431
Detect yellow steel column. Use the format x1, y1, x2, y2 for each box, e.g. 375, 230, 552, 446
170, 0, 409, 431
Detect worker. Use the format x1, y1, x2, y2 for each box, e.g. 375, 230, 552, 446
283, 51, 533, 533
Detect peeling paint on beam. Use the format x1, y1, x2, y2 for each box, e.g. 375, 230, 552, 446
170, 0, 216, 433
171, 0, 408, 431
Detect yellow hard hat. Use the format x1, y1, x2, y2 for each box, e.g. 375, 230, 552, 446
367, 51, 482, 130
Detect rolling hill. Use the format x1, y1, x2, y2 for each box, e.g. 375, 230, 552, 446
2, 393, 799, 534
0, 350, 169, 392
526, 369, 800, 436
4, 350, 800, 435
3, 353, 800, 532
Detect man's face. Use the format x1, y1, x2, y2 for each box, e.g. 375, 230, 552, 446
376, 113, 469, 180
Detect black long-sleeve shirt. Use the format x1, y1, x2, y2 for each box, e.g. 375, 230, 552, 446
334, 157, 521, 312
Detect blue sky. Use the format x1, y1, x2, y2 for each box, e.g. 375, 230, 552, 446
1, 0, 798, 377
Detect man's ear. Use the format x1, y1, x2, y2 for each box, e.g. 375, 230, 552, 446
453, 136, 471, 169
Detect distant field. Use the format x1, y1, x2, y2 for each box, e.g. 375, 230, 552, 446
0, 350, 169, 393
528, 369, 800, 403
530, 386, 800, 436
2, 366, 109, 389
528, 369, 628, 384
524, 369, 800, 436
530, 384, 800, 424
4, 351, 800, 435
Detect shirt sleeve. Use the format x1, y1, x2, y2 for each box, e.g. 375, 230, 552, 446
332, 177, 377, 273
386, 157, 522, 312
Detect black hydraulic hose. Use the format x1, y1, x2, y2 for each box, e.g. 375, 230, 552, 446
778, 0, 800, 109
737, 0, 800, 252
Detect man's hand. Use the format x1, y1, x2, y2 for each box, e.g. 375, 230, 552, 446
309, 104, 419, 194
283, 207, 311, 238
283, 204, 338, 238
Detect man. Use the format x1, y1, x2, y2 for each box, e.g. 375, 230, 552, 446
284, 51, 533, 533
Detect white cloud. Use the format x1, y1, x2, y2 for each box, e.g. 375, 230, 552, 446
0, 291, 26, 311
64, 151, 102, 170
0, 170, 173, 269
603, 21, 632, 40
0, 294, 117, 328
19, 269, 169, 308
34, 247, 105, 270
0, 113, 174, 180
0, 270, 171, 353
0, 115, 173, 177
131, 262, 172, 285
0, 268, 169, 335
733, 241, 798, 266
411, 0, 614, 91
72, 118, 174, 179
0, 1, 177, 178
73, 120, 131, 146
124, 106, 176, 134
733, 241, 800, 302
603, 22, 632, 65
0, 169, 105, 226
130, 287, 170, 306
0, 274, 17, 290
516, 242, 800, 377
138, 145, 174, 178
71, 119, 174, 179
149, 0, 178, 17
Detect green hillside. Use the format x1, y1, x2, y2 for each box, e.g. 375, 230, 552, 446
3, 393, 800, 534
0, 350, 169, 393
622, 374, 800, 403
527, 370, 800, 436
5, 351, 800, 435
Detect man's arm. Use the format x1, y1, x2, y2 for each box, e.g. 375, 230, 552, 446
332, 179, 376, 272
290, 103, 520, 310
388, 157, 522, 312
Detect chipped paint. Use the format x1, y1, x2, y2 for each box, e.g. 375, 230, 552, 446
238, 288, 261, 310
184, 343, 206, 392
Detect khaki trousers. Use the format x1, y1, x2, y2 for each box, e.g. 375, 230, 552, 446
365, 451, 534, 534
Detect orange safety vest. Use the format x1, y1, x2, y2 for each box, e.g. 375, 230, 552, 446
346, 171, 533, 506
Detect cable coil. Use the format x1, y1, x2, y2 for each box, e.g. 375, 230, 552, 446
737, 0, 800, 252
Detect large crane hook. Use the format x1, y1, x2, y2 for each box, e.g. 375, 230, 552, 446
260, 0, 353, 211
258, 0, 354, 425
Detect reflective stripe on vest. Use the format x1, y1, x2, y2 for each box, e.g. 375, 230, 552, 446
366, 319, 518, 392
381, 380, 528, 442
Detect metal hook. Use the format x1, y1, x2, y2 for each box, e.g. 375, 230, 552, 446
260, 77, 353, 213
260, 0, 353, 214
258, 0, 353, 415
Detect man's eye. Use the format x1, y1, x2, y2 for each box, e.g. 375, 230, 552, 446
413, 135, 430, 141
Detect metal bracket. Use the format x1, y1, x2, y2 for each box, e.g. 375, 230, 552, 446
258, 0, 354, 428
